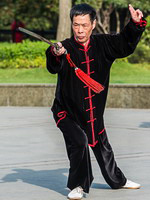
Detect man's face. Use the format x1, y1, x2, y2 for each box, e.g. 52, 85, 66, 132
72, 14, 96, 46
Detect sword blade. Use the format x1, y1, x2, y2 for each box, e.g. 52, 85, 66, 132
18, 27, 57, 48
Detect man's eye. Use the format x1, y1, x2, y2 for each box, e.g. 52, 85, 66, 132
83, 24, 88, 28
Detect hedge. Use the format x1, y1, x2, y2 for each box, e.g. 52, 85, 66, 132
0, 38, 150, 69
0, 40, 49, 68
128, 43, 150, 63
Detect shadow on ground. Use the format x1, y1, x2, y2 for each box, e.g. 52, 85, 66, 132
1, 168, 69, 196
139, 122, 150, 128
1, 168, 111, 196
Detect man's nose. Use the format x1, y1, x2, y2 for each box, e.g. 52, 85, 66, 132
78, 25, 84, 33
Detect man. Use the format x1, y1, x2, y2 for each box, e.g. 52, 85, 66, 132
46, 3, 146, 200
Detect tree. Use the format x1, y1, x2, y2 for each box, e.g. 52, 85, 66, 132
0, 0, 59, 30
75, 0, 150, 34
96, 0, 150, 33
0, 0, 149, 39
56, 0, 72, 40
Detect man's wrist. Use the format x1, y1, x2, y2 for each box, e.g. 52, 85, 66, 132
132, 17, 147, 27
51, 46, 59, 56
50, 46, 61, 63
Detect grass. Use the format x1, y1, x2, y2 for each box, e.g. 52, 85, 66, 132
110, 62, 150, 84
0, 68, 57, 83
0, 62, 149, 84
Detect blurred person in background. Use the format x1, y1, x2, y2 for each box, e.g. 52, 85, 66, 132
11, 18, 25, 43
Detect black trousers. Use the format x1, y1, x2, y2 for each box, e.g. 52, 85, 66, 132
54, 114, 127, 193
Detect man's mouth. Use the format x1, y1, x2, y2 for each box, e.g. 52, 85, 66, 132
77, 36, 85, 40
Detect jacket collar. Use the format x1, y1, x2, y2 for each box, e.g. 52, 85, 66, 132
71, 35, 91, 51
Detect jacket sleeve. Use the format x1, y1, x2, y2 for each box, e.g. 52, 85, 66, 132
101, 18, 147, 60
46, 46, 63, 74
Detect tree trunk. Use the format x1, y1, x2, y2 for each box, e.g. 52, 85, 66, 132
96, 3, 114, 34
116, 10, 120, 33
56, 0, 72, 41
124, 10, 130, 26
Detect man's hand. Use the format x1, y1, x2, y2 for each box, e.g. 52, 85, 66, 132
129, 4, 143, 22
53, 42, 66, 56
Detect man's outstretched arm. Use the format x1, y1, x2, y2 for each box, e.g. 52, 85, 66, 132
99, 4, 147, 60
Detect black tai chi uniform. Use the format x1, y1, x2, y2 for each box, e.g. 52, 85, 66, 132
46, 19, 146, 193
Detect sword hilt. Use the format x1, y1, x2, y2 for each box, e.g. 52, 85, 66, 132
53, 43, 67, 54
54, 43, 61, 51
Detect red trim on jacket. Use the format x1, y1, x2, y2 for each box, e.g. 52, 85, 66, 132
132, 18, 147, 27
79, 46, 91, 52
75, 37, 101, 147
74, 36, 90, 48
98, 128, 105, 135
89, 71, 95, 75
87, 118, 96, 123
84, 94, 95, 100
56, 111, 67, 126
88, 140, 98, 147
81, 59, 94, 64
80, 43, 97, 147
86, 106, 96, 112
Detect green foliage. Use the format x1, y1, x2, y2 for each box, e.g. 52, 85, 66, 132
75, 0, 150, 12
75, 0, 102, 9
0, 40, 50, 69
117, 15, 150, 64
115, 57, 128, 63
117, 17, 150, 65
0, 0, 59, 30
128, 43, 150, 63
140, 16, 150, 46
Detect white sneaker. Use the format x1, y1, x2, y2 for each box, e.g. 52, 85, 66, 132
122, 179, 141, 189
68, 186, 83, 200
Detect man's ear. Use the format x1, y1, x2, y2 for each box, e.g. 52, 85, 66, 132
92, 19, 96, 30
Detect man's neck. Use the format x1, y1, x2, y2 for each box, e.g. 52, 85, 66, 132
75, 36, 90, 48
83, 40, 90, 48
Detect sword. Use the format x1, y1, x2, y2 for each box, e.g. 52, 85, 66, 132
18, 28, 103, 94
18, 27, 60, 51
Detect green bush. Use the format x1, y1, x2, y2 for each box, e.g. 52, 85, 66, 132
0, 40, 50, 68
0, 33, 150, 69
128, 16, 150, 63
128, 43, 150, 63
140, 16, 150, 46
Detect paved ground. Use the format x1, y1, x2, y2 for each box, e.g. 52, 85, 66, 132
0, 107, 150, 200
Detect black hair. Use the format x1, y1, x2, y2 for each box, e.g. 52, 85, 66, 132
70, 3, 96, 22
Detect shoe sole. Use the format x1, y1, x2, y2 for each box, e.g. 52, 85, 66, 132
68, 197, 82, 200
122, 186, 141, 189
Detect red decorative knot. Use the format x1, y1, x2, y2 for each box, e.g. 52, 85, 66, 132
79, 46, 91, 52
56, 111, 67, 126
81, 59, 94, 64
87, 118, 96, 123
132, 18, 147, 27
84, 94, 95, 100
98, 128, 105, 135
86, 107, 96, 112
